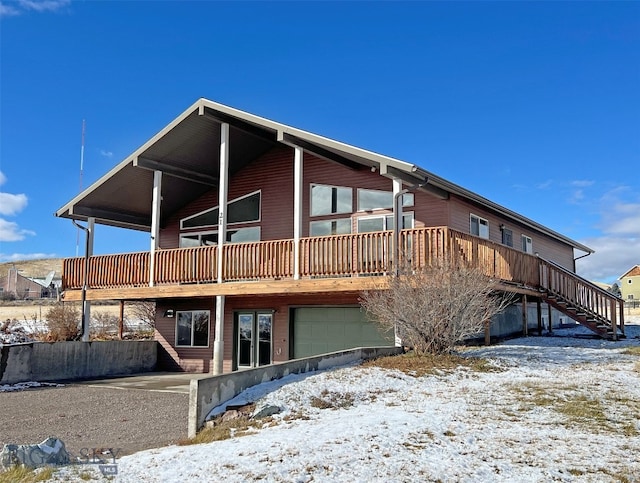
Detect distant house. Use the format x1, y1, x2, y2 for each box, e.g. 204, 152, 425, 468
0, 267, 45, 300
619, 265, 640, 301
54, 98, 626, 374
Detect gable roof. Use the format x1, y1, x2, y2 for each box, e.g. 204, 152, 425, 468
619, 265, 640, 279
55, 98, 593, 254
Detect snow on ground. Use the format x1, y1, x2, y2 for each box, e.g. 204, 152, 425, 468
0, 381, 63, 392
44, 319, 640, 482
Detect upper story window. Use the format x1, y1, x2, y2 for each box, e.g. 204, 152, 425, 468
357, 189, 414, 211
357, 212, 414, 233
501, 227, 513, 247
310, 218, 352, 236
179, 227, 261, 248
470, 214, 489, 239
181, 191, 261, 229
522, 235, 533, 254
310, 184, 352, 216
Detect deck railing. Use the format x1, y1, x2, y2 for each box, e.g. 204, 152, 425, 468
539, 258, 625, 333
62, 226, 544, 291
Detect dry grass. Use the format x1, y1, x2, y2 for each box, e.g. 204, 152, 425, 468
310, 389, 355, 409
0, 466, 54, 483
179, 417, 263, 446
622, 346, 640, 356
362, 352, 500, 377
0, 259, 63, 279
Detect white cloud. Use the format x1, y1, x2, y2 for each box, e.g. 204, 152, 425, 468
100, 149, 113, 158
0, 0, 70, 16
0, 192, 28, 216
0, 218, 36, 242
0, 252, 57, 263
570, 180, 594, 188
536, 179, 553, 190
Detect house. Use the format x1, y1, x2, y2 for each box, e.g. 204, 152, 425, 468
0, 267, 57, 300
55, 98, 625, 374
619, 265, 640, 302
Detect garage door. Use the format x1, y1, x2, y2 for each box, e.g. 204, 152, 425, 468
292, 307, 393, 359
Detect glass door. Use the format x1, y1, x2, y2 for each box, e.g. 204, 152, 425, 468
236, 312, 272, 368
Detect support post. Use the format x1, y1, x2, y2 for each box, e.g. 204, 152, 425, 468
213, 123, 230, 375
521, 294, 528, 337
547, 302, 553, 333
610, 299, 618, 341
293, 146, 303, 280
484, 319, 491, 346
536, 298, 543, 336
81, 217, 95, 342
149, 170, 162, 287
118, 300, 124, 340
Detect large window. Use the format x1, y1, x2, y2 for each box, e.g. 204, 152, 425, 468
357, 189, 414, 211
310, 218, 352, 236
357, 213, 414, 233
522, 235, 533, 254
179, 227, 260, 247
470, 214, 489, 239
310, 184, 352, 216
181, 191, 261, 229
176, 310, 210, 347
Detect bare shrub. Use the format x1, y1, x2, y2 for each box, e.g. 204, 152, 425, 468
91, 311, 119, 339
43, 303, 80, 341
127, 300, 156, 329
360, 259, 514, 355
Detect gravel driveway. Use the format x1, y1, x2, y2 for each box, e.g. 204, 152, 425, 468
0, 384, 188, 458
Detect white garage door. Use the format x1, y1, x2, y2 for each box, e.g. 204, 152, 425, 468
292, 307, 393, 359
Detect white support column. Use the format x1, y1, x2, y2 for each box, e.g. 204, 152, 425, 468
149, 170, 162, 287
213, 122, 230, 375
82, 217, 95, 342
293, 146, 303, 280
391, 178, 403, 347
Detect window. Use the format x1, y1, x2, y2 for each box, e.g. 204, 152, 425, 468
522, 235, 533, 254
628, 294, 634, 300
501, 227, 513, 247
310, 184, 352, 216
179, 227, 260, 247
357, 213, 414, 232
310, 218, 352, 236
176, 310, 210, 347
357, 189, 414, 211
470, 214, 489, 239
181, 191, 261, 229
628, 279, 633, 284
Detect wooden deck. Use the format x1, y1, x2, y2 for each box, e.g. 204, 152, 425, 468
60, 226, 625, 338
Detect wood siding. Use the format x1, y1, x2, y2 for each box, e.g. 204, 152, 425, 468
447, 194, 575, 270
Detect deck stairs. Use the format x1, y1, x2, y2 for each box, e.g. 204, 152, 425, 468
537, 257, 625, 340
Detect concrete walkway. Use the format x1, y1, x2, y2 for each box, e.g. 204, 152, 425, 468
77, 371, 211, 394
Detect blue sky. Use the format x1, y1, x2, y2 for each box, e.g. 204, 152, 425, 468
0, 0, 638, 284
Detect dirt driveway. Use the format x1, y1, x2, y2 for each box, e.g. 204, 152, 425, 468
0, 376, 192, 458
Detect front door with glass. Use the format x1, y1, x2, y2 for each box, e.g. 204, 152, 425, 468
236, 312, 273, 369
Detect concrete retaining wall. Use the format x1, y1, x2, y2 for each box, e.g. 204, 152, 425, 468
188, 346, 402, 438
0, 341, 157, 384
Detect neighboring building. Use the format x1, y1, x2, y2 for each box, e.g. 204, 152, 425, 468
55, 98, 625, 374
619, 265, 640, 302
0, 267, 51, 300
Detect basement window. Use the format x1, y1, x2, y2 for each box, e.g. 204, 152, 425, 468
176, 310, 210, 347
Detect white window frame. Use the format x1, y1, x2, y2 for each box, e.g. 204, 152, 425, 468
501, 226, 513, 247
180, 190, 261, 230
310, 184, 352, 217
357, 188, 414, 212
356, 212, 414, 232
522, 235, 533, 254
179, 227, 261, 248
175, 310, 210, 348
470, 214, 489, 239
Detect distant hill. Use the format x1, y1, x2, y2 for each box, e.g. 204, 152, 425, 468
0, 258, 64, 278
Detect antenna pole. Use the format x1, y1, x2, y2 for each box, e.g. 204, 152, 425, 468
75, 120, 86, 257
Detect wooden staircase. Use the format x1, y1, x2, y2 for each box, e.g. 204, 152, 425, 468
538, 257, 625, 340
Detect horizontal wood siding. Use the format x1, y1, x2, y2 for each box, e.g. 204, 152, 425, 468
448, 195, 575, 270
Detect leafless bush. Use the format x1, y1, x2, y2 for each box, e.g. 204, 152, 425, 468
43, 303, 81, 341
127, 300, 156, 329
91, 311, 120, 339
360, 259, 514, 355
